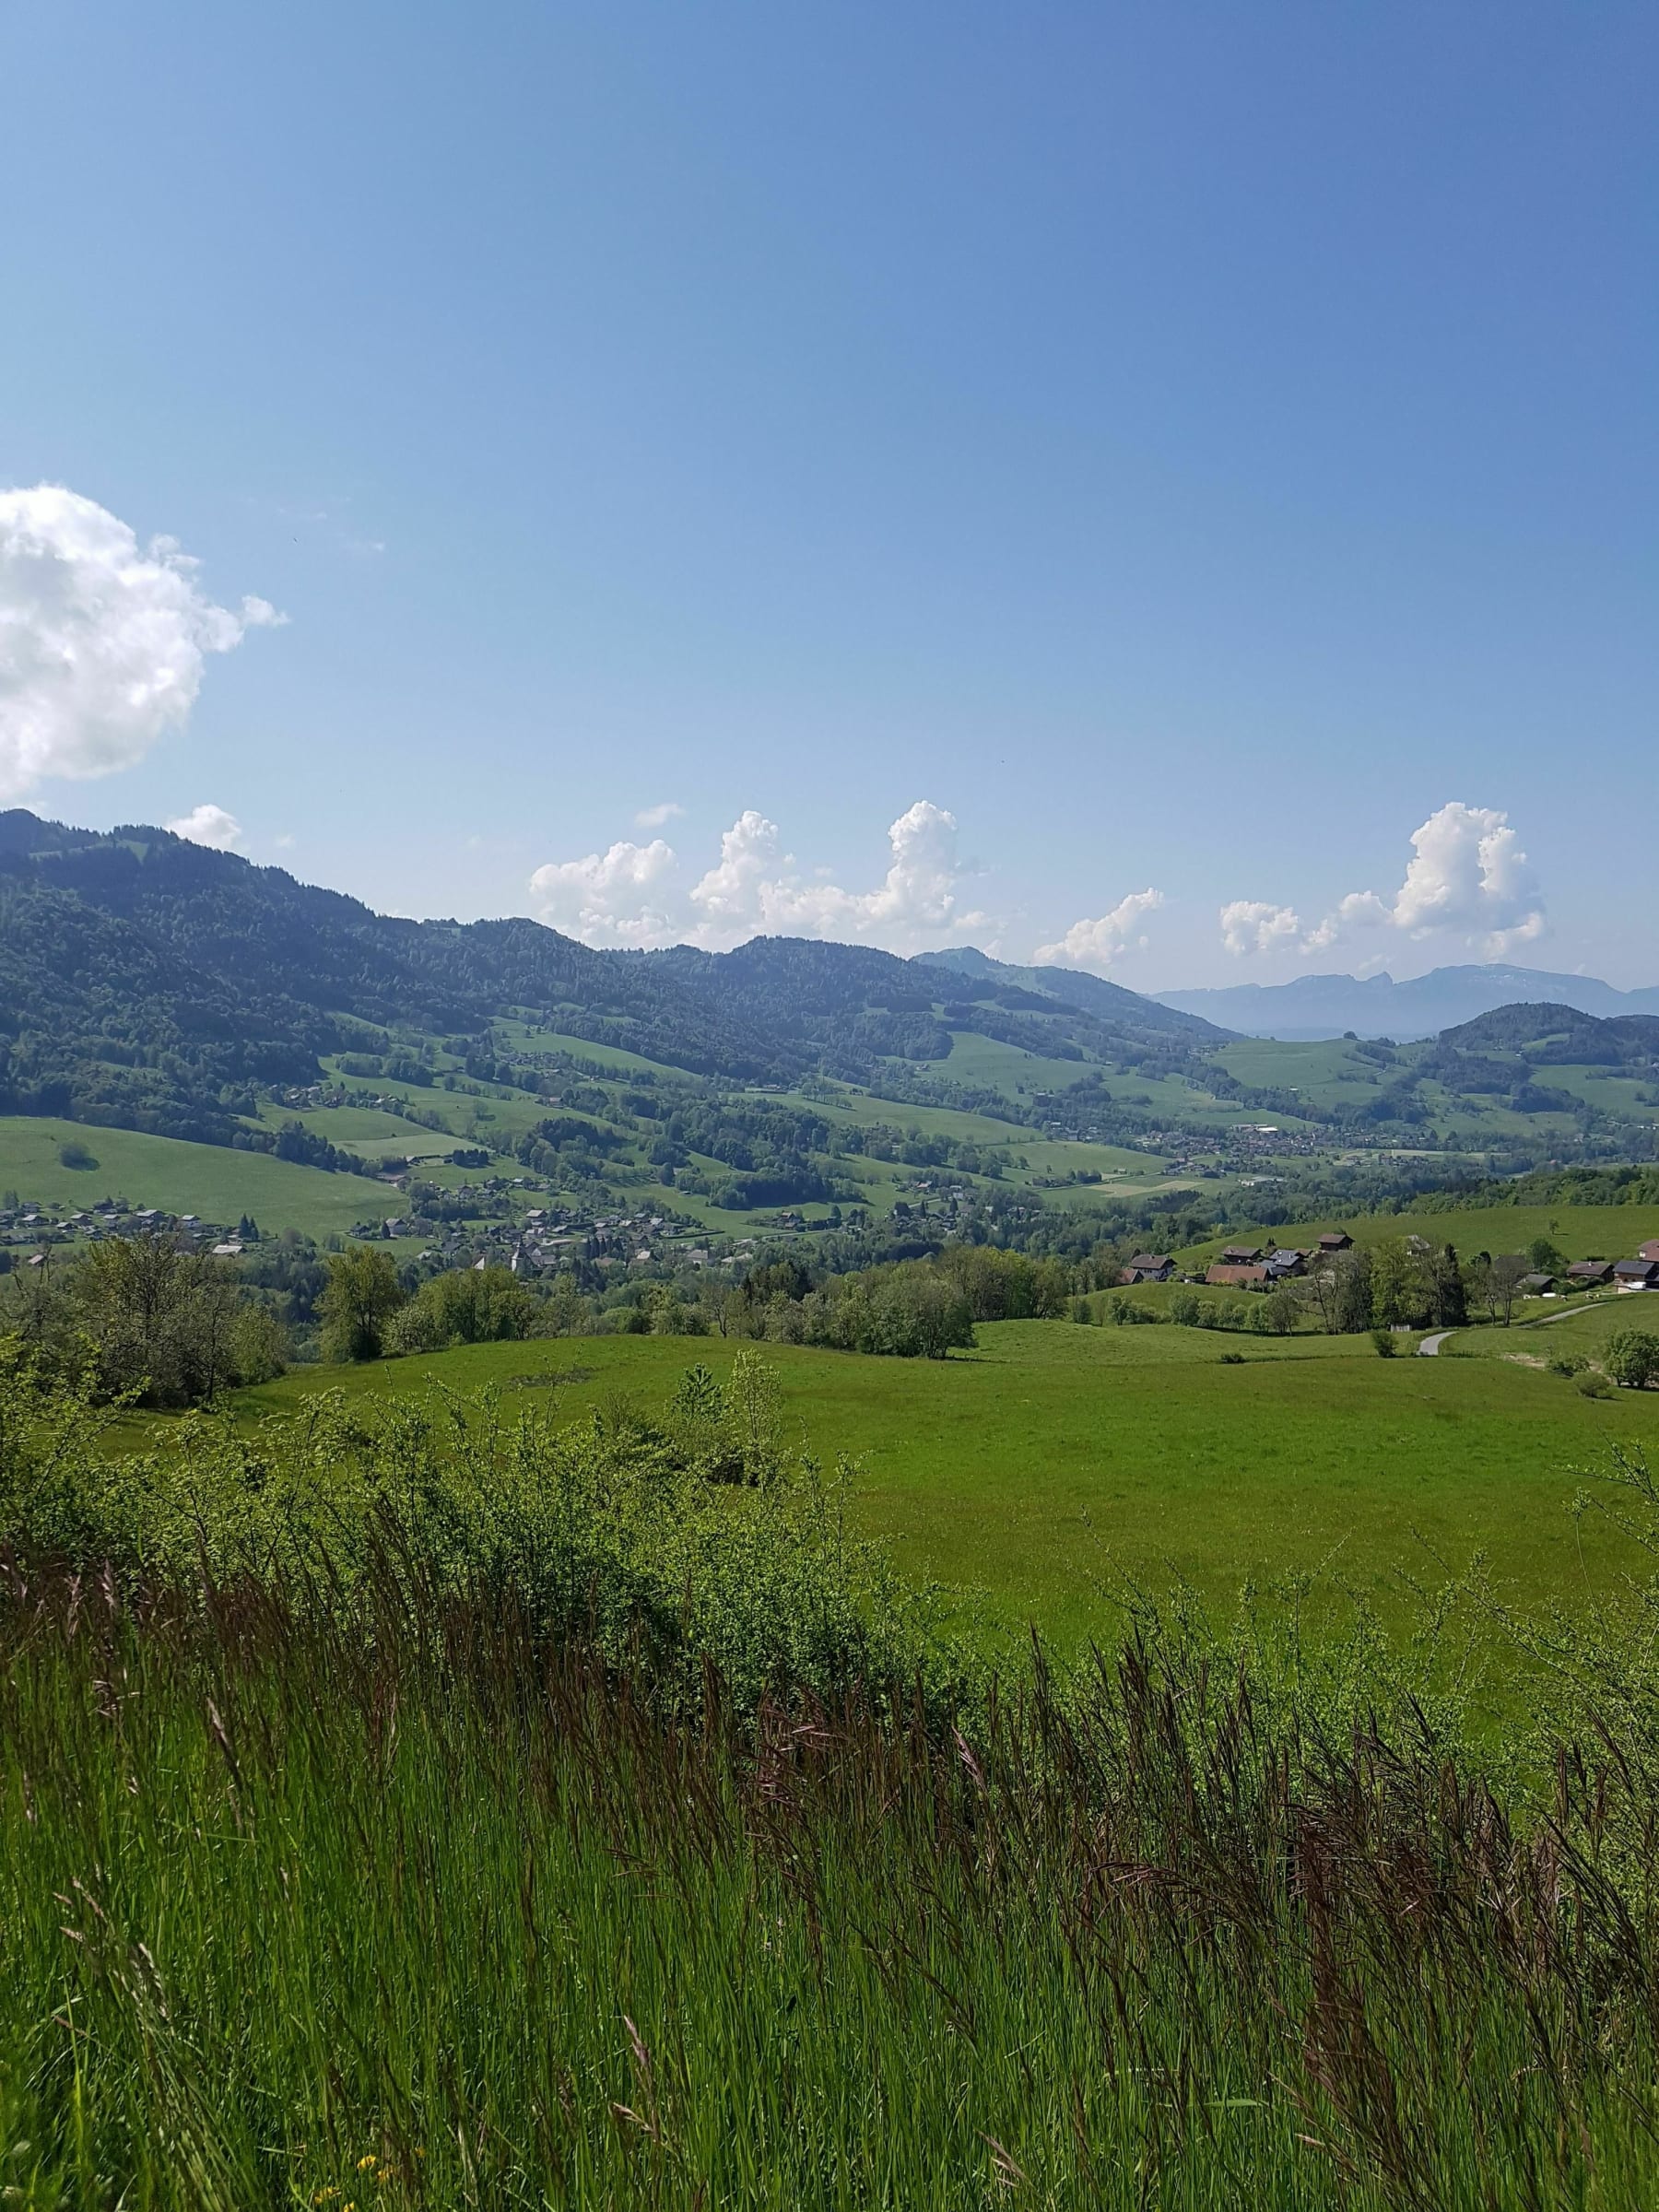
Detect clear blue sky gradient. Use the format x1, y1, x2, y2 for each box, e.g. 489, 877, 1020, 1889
2, 2, 1653, 982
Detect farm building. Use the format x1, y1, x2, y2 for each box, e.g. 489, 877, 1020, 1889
1315, 1230, 1354, 1253
1614, 1259, 1659, 1292
1206, 1263, 1269, 1289
1121, 1253, 1174, 1284
1566, 1261, 1615, 1287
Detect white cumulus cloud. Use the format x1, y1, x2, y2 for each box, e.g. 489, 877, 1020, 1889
0, 485, 285, 803
166, 802, 243, 850
1220, 803, 1547, 962
1034, 888, 1164, 970
526, 799, 984, 953
526, 837, 678, 946
689, 799, 982, 949
1220, 900, 1304, 958
1376, 801, 1543, 951
634, 800, 684, 829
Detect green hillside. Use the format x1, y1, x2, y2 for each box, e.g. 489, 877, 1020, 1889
0, 1119, 403, 1237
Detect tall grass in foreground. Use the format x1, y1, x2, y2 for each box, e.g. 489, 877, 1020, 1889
5, 1558, 1659, 2209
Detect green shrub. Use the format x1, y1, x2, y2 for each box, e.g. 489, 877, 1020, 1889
1371, 1327, 1399, 1358
1548, 1349, 1589, 1379
1606, 1329, 1659, 1391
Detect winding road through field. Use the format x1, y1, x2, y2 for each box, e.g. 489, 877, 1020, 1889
1418, 1298, 1619, 1357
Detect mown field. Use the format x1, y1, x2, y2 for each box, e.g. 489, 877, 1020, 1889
227, 1318, 1659, 1650
0, 1119, 403, 1236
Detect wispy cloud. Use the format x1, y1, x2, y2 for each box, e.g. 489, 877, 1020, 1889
634, 800, 684, 829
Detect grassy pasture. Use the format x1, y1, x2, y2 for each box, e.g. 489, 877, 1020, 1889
779, 1082, 1028, 1141
1210, 1036, 1384, 1102
930, 1032, 1104, 1098
1448, 1293, 1659, 1361
250, 1101, 460, 1161
492, 1019, 698, 1078
0, 1118, 403, 1237
230, 1320, 1659, 1650
1185, 1202, 1659, 1270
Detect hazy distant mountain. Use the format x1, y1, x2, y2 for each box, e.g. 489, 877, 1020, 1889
910, 946, 1221, 1041
1152, 965, 1659, 1041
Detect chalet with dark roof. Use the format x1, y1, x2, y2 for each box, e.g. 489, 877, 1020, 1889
1121, 1253, 1174, 1284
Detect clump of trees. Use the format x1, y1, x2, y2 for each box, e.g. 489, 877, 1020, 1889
3, 1234, 288, 1406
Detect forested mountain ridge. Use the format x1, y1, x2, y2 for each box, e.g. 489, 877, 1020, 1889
0, 810, 1226, 1146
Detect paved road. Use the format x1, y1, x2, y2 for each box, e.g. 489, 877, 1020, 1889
1418, 1299, 1614, 1358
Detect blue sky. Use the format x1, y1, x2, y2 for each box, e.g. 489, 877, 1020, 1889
1, 1, 1653, 985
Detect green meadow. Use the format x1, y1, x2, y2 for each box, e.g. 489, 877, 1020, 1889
229, 1318, 1659, 1650
0, 1119, 404, 1236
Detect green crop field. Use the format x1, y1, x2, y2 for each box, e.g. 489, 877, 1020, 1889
227, 1318, 1659, 1651
0, 1118, 405, 1236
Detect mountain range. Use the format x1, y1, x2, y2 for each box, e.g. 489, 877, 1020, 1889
0, 810, 1218, 1146
1153, 966, 1659, 1041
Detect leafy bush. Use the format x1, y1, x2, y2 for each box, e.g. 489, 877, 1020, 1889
1606, 1329, 1659, 1390
1371, 1327, 1398, 1358
0, 1342, 945, 1723
1548, 1349, 1589, 1379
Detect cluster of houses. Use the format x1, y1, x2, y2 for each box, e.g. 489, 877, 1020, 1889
1554, 1241, 1659, 1294
2, 1200, 251, 1265
1119, 1230, 1659, 1296
1119, 1230, 1355, 1289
